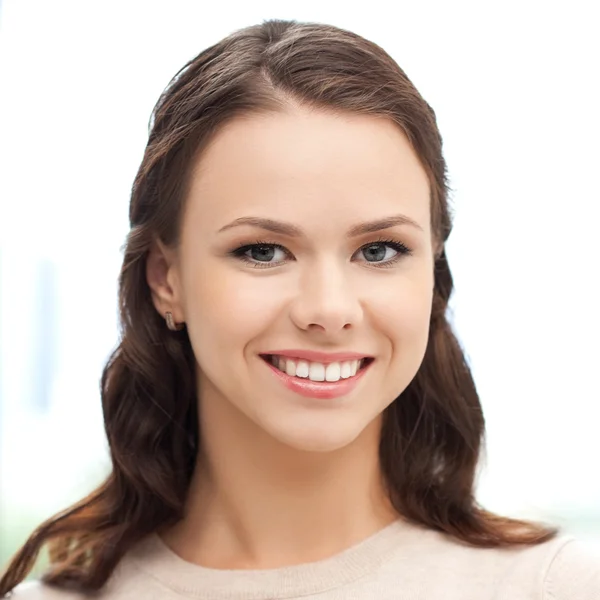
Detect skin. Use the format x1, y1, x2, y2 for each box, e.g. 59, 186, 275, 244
147, 106, 435, 569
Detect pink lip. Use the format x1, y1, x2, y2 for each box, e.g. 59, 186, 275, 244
261, 349, 371, 363
261, 356, 373, 400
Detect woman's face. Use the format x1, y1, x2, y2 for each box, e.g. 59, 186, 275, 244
161, 107, 434, 452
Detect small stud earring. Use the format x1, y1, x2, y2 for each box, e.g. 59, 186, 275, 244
165, 311, 184, 331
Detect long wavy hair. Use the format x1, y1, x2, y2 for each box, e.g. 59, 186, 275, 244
0, 19, 559, 597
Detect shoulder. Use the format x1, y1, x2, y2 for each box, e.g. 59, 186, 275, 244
383, 527, 600, 599
543, 538, 600, 599
9, 581, 83, 599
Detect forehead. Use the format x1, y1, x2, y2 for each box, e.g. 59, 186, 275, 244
184, 107, 431, 235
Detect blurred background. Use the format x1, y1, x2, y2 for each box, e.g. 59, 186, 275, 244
1, 0, 599, 578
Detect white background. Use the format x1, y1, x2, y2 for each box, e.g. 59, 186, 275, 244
1, 0, 598, 559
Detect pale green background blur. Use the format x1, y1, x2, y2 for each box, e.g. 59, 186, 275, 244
1, 0, 599, 576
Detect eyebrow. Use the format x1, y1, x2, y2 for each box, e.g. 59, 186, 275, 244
218, 214, 424, 237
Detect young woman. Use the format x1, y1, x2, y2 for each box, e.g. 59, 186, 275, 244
2, 19, 598, 600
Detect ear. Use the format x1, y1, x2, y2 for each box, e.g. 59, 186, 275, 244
146, 238, 185, 324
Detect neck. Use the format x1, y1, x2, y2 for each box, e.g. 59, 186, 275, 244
160, 385, 398, 569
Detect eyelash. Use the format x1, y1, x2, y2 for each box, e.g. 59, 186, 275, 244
229, 237, 413, 270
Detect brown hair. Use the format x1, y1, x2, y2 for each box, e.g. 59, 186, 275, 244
0, 19, 558, 597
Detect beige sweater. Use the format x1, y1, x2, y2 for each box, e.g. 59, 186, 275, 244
11, 519, 600, 599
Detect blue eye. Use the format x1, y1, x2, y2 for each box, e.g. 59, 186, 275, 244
239, 243, 288, 264
361, 242, 403, 263
229, 238, 412, 269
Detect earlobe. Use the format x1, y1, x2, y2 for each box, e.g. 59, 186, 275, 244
146, 239, 184, 322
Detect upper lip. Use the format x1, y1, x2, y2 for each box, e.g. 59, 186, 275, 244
261, 349, 373, 363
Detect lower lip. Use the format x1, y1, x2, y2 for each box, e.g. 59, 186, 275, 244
262, 357, 372, 399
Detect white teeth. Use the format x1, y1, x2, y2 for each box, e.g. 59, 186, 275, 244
269, 356, 366, 382
325, 363, 341, 382
309, 362, 325, 381
295, 360, 310, 378
285, 360, 295, 377
341, 361, 352, 379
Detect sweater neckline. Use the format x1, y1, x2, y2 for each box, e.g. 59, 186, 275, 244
126, 517, 427, 599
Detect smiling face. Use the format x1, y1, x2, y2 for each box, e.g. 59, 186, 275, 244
150, 106, 435, 453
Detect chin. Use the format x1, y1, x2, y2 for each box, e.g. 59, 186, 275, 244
266, 417, 371, 453
282, 436, 353, 453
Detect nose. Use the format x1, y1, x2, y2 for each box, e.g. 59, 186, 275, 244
289, 259, 364, 336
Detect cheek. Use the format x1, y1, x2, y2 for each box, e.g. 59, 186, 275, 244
182, 261, 284, 360
373, 270, 433, 329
